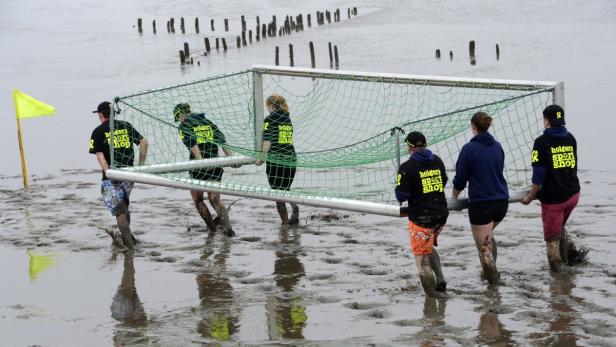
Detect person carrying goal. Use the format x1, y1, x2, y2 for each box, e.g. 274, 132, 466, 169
174, 103, 235, 236
255, 94, 299, 225
521, 105, 585, 272
452, 112, 508, 285
395, 131, 449, 297
90, 101, 148, 250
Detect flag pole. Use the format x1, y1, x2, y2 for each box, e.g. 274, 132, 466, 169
13, 92, 29, 188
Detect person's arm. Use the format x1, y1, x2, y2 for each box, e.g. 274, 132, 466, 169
451, 147, 469, 199
138, 138, 148, 165
522, 184, 540, 205
191, 145, 203, 160
96, 152, 110, 173
255, 140, 271, 166
522, 139, 547, 205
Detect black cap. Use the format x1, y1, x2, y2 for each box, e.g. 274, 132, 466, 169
173, 103, 191, 121
543, 104, 565, 126
405, 131, 427, 147
93, 101, 111, 117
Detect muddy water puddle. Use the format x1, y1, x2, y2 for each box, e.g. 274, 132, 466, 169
1, 170, 616, 346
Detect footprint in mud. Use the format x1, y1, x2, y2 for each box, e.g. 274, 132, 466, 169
316, 296, 341, 304
360, 269, 389, 276
342, 239, 359, 244
345, 302, 384, 310
152, 256, 178, 263
322, 257, 343, 264
393, 319, 421, 327
307, 273, 335, 281
363, 309, 391, 319
239, 236, 261, 242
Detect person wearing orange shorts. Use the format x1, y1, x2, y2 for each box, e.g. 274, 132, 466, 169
396, 131, 449, 297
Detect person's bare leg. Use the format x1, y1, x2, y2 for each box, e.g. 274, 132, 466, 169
208, 192, 234, 236
192, 191, 216, 232
416, 255, 436, 297
429, 249, 446, 292
472, 223, 498, 284
115, 202, 135, 250
289, 203, 299, 225
546, 239, 563, 272
276, 202, 289, 224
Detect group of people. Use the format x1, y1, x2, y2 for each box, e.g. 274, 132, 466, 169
395, 105, 582, 297
89, 94, 299, 250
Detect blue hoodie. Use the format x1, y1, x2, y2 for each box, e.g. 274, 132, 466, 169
452, 132, 509, 203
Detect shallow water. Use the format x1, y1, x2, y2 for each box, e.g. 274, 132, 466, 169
1, 0, 616, 345
1, 170, 616, 345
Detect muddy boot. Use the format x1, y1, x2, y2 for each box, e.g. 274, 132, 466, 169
116, 213, 136, 249
276, 202, 289, 224
105, 228, 128, 251
429, 249, 447, 292
289, 203, 300, 225
479, 238, 499, 284
417, 256, 437, 297
546, 240, 563, 272
195, 201, 217, 233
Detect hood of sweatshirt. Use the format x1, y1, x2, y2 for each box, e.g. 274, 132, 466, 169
470, 132, 496, 145
544, 126, 568, 138
411, 148, 435, 163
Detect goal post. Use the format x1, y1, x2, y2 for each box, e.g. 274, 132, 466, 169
107, 65, 562, 217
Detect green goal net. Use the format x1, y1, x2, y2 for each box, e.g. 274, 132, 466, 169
108, 66, 560, 216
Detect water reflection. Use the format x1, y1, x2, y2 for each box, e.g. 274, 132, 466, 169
545, 272, 578, 346
267, 226, 307, 340
110, 252, 148, 346
417, 296, 447, 346
477, 286, 513, 346
195, 233, 239, 341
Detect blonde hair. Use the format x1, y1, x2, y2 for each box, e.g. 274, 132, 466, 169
266, 94, 289, 113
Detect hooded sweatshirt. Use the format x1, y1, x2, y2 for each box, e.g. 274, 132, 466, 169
452, 132, 509, 203
395, 149, 449, 228
531, 126, 580, 204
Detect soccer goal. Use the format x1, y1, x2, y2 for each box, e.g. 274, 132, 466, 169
106, 65, 563, 217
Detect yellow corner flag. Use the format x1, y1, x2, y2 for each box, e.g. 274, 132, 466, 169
12, 89, 55, 119
12, 89, 56, 188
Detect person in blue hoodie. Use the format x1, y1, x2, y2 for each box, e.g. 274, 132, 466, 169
395, 131, 449, 297
452, 112, 509, 285
521, 105, 584, 272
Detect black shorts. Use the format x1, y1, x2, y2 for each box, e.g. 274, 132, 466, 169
190, 167, 223, 181
266, 162, 296, 190
468, 199, 508, 225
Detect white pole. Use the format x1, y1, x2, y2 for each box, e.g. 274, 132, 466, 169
253, 71, 264, 151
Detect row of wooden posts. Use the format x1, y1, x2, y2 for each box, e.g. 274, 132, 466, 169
136, 7, 358, 36
434, 41, 501, 64
274, 42, 340, 69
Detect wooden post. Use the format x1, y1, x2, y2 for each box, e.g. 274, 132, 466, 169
496, 44, 500, 61
190, 57, 193, 65
309, 41, 315, 68
216, 37, 220, 50
289, 44, 294, 67
236, 36, 241, 48
256, 24, 260, 41
195, 17, 199, 33
211, 19, 215, 31
275, 46, 279, 66
249, 30, 253, 44
449, 50, 453, 60
272, 15, 277, 36
334, 45, 339, 69
353, 7, 357, 15
241, 15, 246, 31
152, 19, 156, 34
170, 18, 175, 33
13, 96, 28, 188
184, 42, 190, 58
348, 8, 351, 19
179, 50, 186, 64
262, 23, 266, 38
328, 42, 333, 68
224, 18, 228, 31
469, 40, 476, 65
167, 20, 170, 33
307, 13, 311, 27
436, 49, 441, 60
137, 18, 142, 33
204, 38, 211, 52
326, 10, 331, 23
180, 17, 185, 34
222, 38, 227, 51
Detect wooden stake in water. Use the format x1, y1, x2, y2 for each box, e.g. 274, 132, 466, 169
309, 41, 315, 68
179, 50, 186, 64
211, 19, 215, 31
195, 17, 199, 34
13, 99, 28, 188
328, 42, 333, 68
275, 46, 279, 66
436, 49, 441, 60
496, 44, 500, 61
307, 13, 311, 27
289, 44, 294, 67
256, 24, 260, 41
180, 17, 185, 34
152, 19, 156, 34
236, 36, 241, 48
334, 45, 339, 69
450, 50, 453, 60
242, 31, 246, 46
204, 38, 211, 53
469, 40, 476, 65
222, 38, 227, 51
137, 18, 143, 33
184, 42, 190, 58
216, 37, 220, 50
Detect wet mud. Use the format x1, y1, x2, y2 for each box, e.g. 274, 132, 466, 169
1, 170, 616, 345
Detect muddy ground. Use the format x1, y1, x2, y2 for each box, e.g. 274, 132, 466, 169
1, 169, 615, 346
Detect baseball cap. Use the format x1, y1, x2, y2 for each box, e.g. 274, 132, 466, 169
173, 103, 191, 121
543, 104, 565, 126
92, 101, 111, 117
405, 131, 427, 147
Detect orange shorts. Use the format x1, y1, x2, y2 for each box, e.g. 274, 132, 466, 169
408, 221, 437, 256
